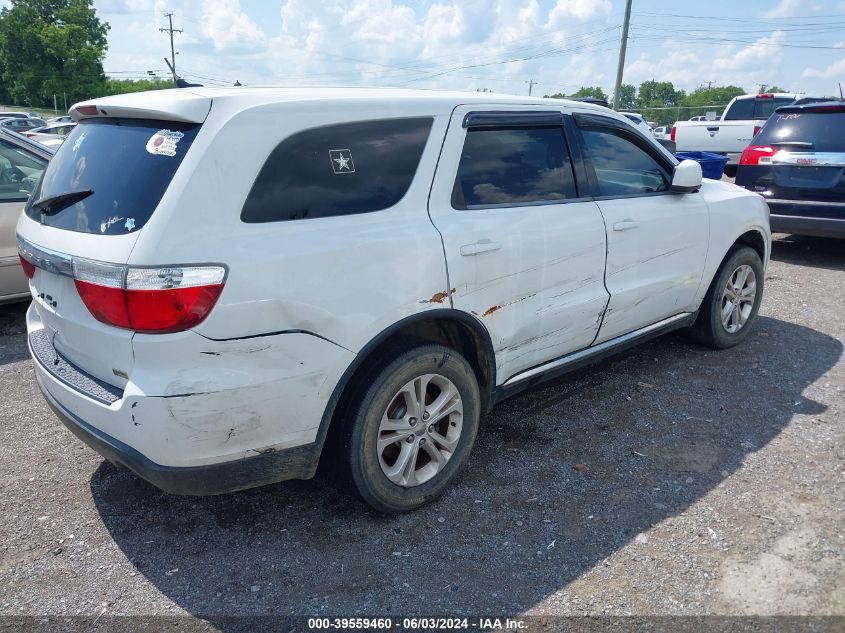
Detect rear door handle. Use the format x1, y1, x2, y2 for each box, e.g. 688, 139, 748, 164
460, 239, 502, 256
613, 220, 640, 232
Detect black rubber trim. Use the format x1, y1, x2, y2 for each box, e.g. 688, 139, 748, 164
39, 384, 318, 496
462, 111, 564, 129
29, 329, 123, 404
769, 214, 845, 238
491, 313, 697, 404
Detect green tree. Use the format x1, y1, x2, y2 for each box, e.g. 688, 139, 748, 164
570, 86, 608, 101
545, 87, 609, 101
760, 85, 789, 93
103, 77, 173, 95
679, 85, 745, 120
614, 83, 638, 110
638, 80, 685, 107
0, 0, 109, 107
638, 80, 686, 126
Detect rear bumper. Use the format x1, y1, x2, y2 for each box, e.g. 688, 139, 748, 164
768, 200, 845, 238
26, 302, 355, 494
39, 381, 319, 495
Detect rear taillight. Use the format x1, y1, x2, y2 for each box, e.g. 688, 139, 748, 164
739, 145, 776, 166
24, 132, 35, 138
752, 125, 761, 138
670, 126, 676, 142
19, 254, 35, 279
71, 258, 225, 334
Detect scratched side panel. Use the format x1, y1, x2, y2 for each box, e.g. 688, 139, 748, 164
426, 104, 610, 384
593, 192, 710, 343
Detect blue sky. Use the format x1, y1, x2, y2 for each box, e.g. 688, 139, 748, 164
93, 0, 845, 99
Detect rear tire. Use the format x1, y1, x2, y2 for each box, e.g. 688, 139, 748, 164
689, 245, 764, 349
337, 344, 480, 514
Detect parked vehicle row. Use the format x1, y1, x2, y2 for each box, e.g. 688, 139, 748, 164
0, 128, 52, 303
671, 93, 801, 175
16, 87, 770, 512
23, 122, 76, 148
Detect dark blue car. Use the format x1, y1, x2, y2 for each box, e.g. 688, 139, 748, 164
736, 100, 845, 238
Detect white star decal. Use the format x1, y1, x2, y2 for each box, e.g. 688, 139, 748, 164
333, 154, 351, 171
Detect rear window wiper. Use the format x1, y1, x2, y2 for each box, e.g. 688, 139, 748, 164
31, 189, 94, 216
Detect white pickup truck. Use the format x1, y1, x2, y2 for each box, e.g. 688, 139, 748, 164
671, 93, 800, 175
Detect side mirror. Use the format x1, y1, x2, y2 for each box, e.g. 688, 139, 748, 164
671, 159, 702, 193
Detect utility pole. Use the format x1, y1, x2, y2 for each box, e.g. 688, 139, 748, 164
612, 0, 633, 111
527, 79, 536, 96
159, 12, 183, 87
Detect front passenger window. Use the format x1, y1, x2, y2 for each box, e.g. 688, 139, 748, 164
580, 128, 669, 197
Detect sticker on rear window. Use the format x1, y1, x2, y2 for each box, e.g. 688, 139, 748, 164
72, 131, 86, 153
146, 129, 184, 157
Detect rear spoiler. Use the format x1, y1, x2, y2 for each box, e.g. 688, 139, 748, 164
70, 89, 211, 124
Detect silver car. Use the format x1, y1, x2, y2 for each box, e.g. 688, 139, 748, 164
0, 128, 52, 303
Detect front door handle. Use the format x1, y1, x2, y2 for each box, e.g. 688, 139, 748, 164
706, 126, 720, 132
613, 220, 640, 232
460, 239, 502, 256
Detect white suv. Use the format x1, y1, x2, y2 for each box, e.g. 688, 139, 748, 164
17, 88, 770, 513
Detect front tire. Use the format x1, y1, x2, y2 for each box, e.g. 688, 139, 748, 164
339, 344, 480, 514
690, 245, 764, 349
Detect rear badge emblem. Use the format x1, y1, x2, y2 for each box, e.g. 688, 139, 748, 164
329, 149, 355, 174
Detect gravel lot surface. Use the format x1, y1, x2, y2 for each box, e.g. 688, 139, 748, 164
0, 234, 843, 621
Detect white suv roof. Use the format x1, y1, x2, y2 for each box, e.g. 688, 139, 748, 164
72, 86, 610, 124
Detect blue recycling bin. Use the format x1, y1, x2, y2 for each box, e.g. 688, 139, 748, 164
674, 151, 730, 180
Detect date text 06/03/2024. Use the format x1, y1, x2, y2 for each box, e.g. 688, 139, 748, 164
306, 617, 527, 630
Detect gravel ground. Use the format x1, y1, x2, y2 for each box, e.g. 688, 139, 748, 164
0, 234, 843, 621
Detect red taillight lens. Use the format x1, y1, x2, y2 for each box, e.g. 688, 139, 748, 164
670, 126, 676, 142
752, 125, 761, 138
739, 145, 776, 166
74, 280, 131, 329
72, 259, 225, 334
124, 285, 224, 333
19, 254, 35, 279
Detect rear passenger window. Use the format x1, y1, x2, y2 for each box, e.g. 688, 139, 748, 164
579, 128, 669, 196
724, 99, 754, 120
452, 127, 578, 208
241, 118, 432, 223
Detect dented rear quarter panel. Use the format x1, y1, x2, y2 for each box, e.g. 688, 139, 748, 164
126, 99, 455, 356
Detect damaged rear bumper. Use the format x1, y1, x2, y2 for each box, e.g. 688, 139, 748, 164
41, 384, 318, 495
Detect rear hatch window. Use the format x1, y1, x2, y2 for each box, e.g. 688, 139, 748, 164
25, 118, 200, 235
724, 97, 794, 120
756, 111, 845, 151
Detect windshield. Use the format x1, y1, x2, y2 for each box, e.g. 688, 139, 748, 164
25, 118, 200, 235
